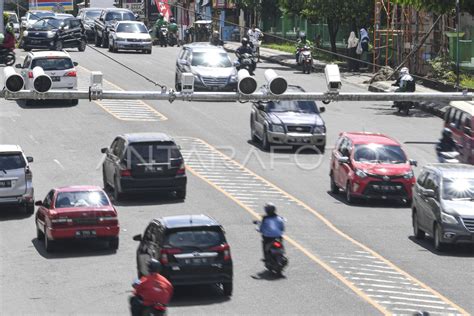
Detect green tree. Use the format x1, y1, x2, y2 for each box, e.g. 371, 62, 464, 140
394, 0, 474, 15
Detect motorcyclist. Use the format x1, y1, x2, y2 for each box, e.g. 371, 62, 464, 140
168, 17, 179, 45
130, 259, 173, 316
235, 37, 256, 73
210, 30, 223, 46
0, 23, 16, 53
436, 128, 458, 162
392, 67, 415, 92
295, 32, 312, 64
257, 203, 285, 262
154, 14, 168, 39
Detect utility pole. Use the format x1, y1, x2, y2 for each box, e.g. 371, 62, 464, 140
0, 0, 5, 34
455, 0, 460, 89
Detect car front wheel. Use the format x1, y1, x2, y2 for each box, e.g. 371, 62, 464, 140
223, 282, 233, 296
345, 182, 354, 204
262, 127, 270, 151
412, 211, 425, 239
36, 225, 44, 240
44, 226, 55, 252
330, 173, 339, 194
78, 39, 86, 52
433, 224, 446, 251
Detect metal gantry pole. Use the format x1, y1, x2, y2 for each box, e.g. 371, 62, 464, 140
456, 0, 461, 89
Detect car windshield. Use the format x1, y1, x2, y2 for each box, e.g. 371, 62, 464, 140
126, 142, 181, 164
267, 100, 319, 113
442, 177, 474, 201
31, 57, 74, 71
117, 23, 147, 33
191, 52, 232, 67
165, 230, 224, 249
353, 144, 407, 163
105, 11, 135, 21
85, 10, 101, 20
55, 191, 109, 208
0, 153, 26, 170
29, 12, 54, 21
31, 18, 61, 30
8, 14, 19, 23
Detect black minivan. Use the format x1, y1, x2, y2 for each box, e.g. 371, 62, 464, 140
23, 17, 87, 52
101, 133, 187, 201
133, 215, 233, 296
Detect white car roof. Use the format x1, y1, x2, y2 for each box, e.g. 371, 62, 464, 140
28, 51, 72, 59
116, 21, 144, 25
0, 145, 23, 153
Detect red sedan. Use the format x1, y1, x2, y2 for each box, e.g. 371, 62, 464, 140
35, 186, 120, 252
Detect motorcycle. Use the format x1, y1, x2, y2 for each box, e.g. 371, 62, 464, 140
168, 32, 178, 47
253, 220, 288, 276
130, 280, 168, 316
392, 101, 415, 115
236, 52, 256, 76
0, 49, 16, 66
298, 45, 313, 74
437, 151, 460, 163
159, 27, 168, 47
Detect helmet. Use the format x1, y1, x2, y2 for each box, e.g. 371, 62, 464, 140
148, 259, 162, 273
299, 32, 306, 40
6, 23, 14, 34
170, 17, 176, 23
241, 37, 249, 46
442, 128, 452, 138
264, 202, 276, 216
400, 67, 409, 76
213, 30, 219, 38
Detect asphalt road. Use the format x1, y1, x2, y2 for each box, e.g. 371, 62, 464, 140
0, 43, 472, 316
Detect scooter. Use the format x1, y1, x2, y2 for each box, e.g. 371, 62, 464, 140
437, 151, 460, 163
168, 32, 178, 47
130, 279, 168, 316
298, 45, 313, 74
0, 49, 16, 66
392, 101, 415, 115
159, 27, 168, 47
253, 220, 288, 276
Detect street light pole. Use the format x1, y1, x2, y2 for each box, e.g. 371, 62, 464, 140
456, 0, 460, 89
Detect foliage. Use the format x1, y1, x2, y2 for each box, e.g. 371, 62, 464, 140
428, 56, 457, 82
460, 75, 474, 89
393, 0, 474, 15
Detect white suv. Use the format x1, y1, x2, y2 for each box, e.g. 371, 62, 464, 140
15, 51, 79, 105
0, 145, 35, 214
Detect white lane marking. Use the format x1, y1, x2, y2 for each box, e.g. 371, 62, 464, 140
365, 289, 439, 298
368, 295, 451, 305
348, 277, 413, 285
358, 283, 431, 292
53, 159, 65, 170
339, 266, 402, 275
375, 301, 456, 310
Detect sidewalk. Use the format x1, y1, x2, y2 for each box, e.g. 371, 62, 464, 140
224, 41, 449, 119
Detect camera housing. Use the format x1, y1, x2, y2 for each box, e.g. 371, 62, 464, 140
181, 73, 195, 93
32, 66, 52, 93
237, 69, 257, 95
324, 64, 341, 92
3, 66, 24, 93
264, 69, 287, 95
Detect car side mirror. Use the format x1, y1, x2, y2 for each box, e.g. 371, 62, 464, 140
73, 62, 78, 66
101, 148, 108, 154
134, 14, 139, 20
409, 159, 417, 166
15, 64, 22, 68
27, 156, 34, 163
179, 60, 189, 66
35, 201, 42, 206
133, 234, 142, 241
338, 156, 350, 164
423, 189, 435, 198
319, 106, 326, 113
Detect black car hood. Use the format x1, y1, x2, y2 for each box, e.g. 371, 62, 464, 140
268, 112, 324, 126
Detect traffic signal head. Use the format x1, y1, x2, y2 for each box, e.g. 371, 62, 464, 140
3, 67, 24, 93
32, 66, 52, 93
237, 69, 257, 95
264, 69, 287, 95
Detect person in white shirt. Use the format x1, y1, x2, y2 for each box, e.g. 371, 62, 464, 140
247, 24, 263, 61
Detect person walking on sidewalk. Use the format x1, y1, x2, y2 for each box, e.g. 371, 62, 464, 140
347, 31, 359, 72
359, 28, 370, 68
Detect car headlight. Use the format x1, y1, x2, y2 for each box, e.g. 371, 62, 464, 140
23, 30, 28, 37
441, 212, 458, 224
355, 169, 367, 178
313, 125, 326, 134
143, 38, 152, 42
403, 170, 414, 179
47, 31, 55, 38
271, 125, 285, 133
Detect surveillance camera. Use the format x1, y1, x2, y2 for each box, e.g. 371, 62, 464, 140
324, 64, 341, 92
3, 66, 24, 93
32, 66, 52, 93
90, 71, 103, 87
181, 73, 194, 93
237, 69, 257, 95
264, 69, 287, 95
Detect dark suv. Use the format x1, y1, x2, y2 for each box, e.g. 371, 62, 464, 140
23, 17, 86, 52
94, 8, 135, 48
101, 133, 187, 201
133, 215, 233, 296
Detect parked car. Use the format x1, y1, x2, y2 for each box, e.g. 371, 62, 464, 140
22, 17, 87, 52
94, 8, 135, 48
175, 43, 238, 92
15, 51, 79, 106
35, 186, 120, 252
444, 101, 473, 164
329, 132, 417, 204
20, 10, 55, 32
77, 7, 102, 41
133, 215, 233, 296
412, 164, 474, 251
101, 133, 187, 201
5, 11, 20, 38
108, 21, 152, 54
0, 145, 34, 214
250, 85, 326, 152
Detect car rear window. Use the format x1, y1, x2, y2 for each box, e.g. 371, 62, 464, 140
0, 153, 26, 170
55, 191, 109, 208
165, 230, 224, 249
117, 23, 147, 33
125, 142, 182, 164
31, 57, 74, 71
105, 11, 135, 21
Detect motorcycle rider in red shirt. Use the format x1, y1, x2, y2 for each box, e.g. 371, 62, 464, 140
130, 259, 173, 316
1, 24, 16, 52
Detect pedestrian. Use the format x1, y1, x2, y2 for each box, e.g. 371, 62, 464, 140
347, 31, 359, 72
359, 27, 370, 68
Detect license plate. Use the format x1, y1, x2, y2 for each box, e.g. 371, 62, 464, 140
31, 40, 41, 44
0, 180, 11, 188
75, 230, 96, 238
381, 185, 394, 191
184, 258, 207, 264
146, 166, 163, 172
51, 76, 60, 82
